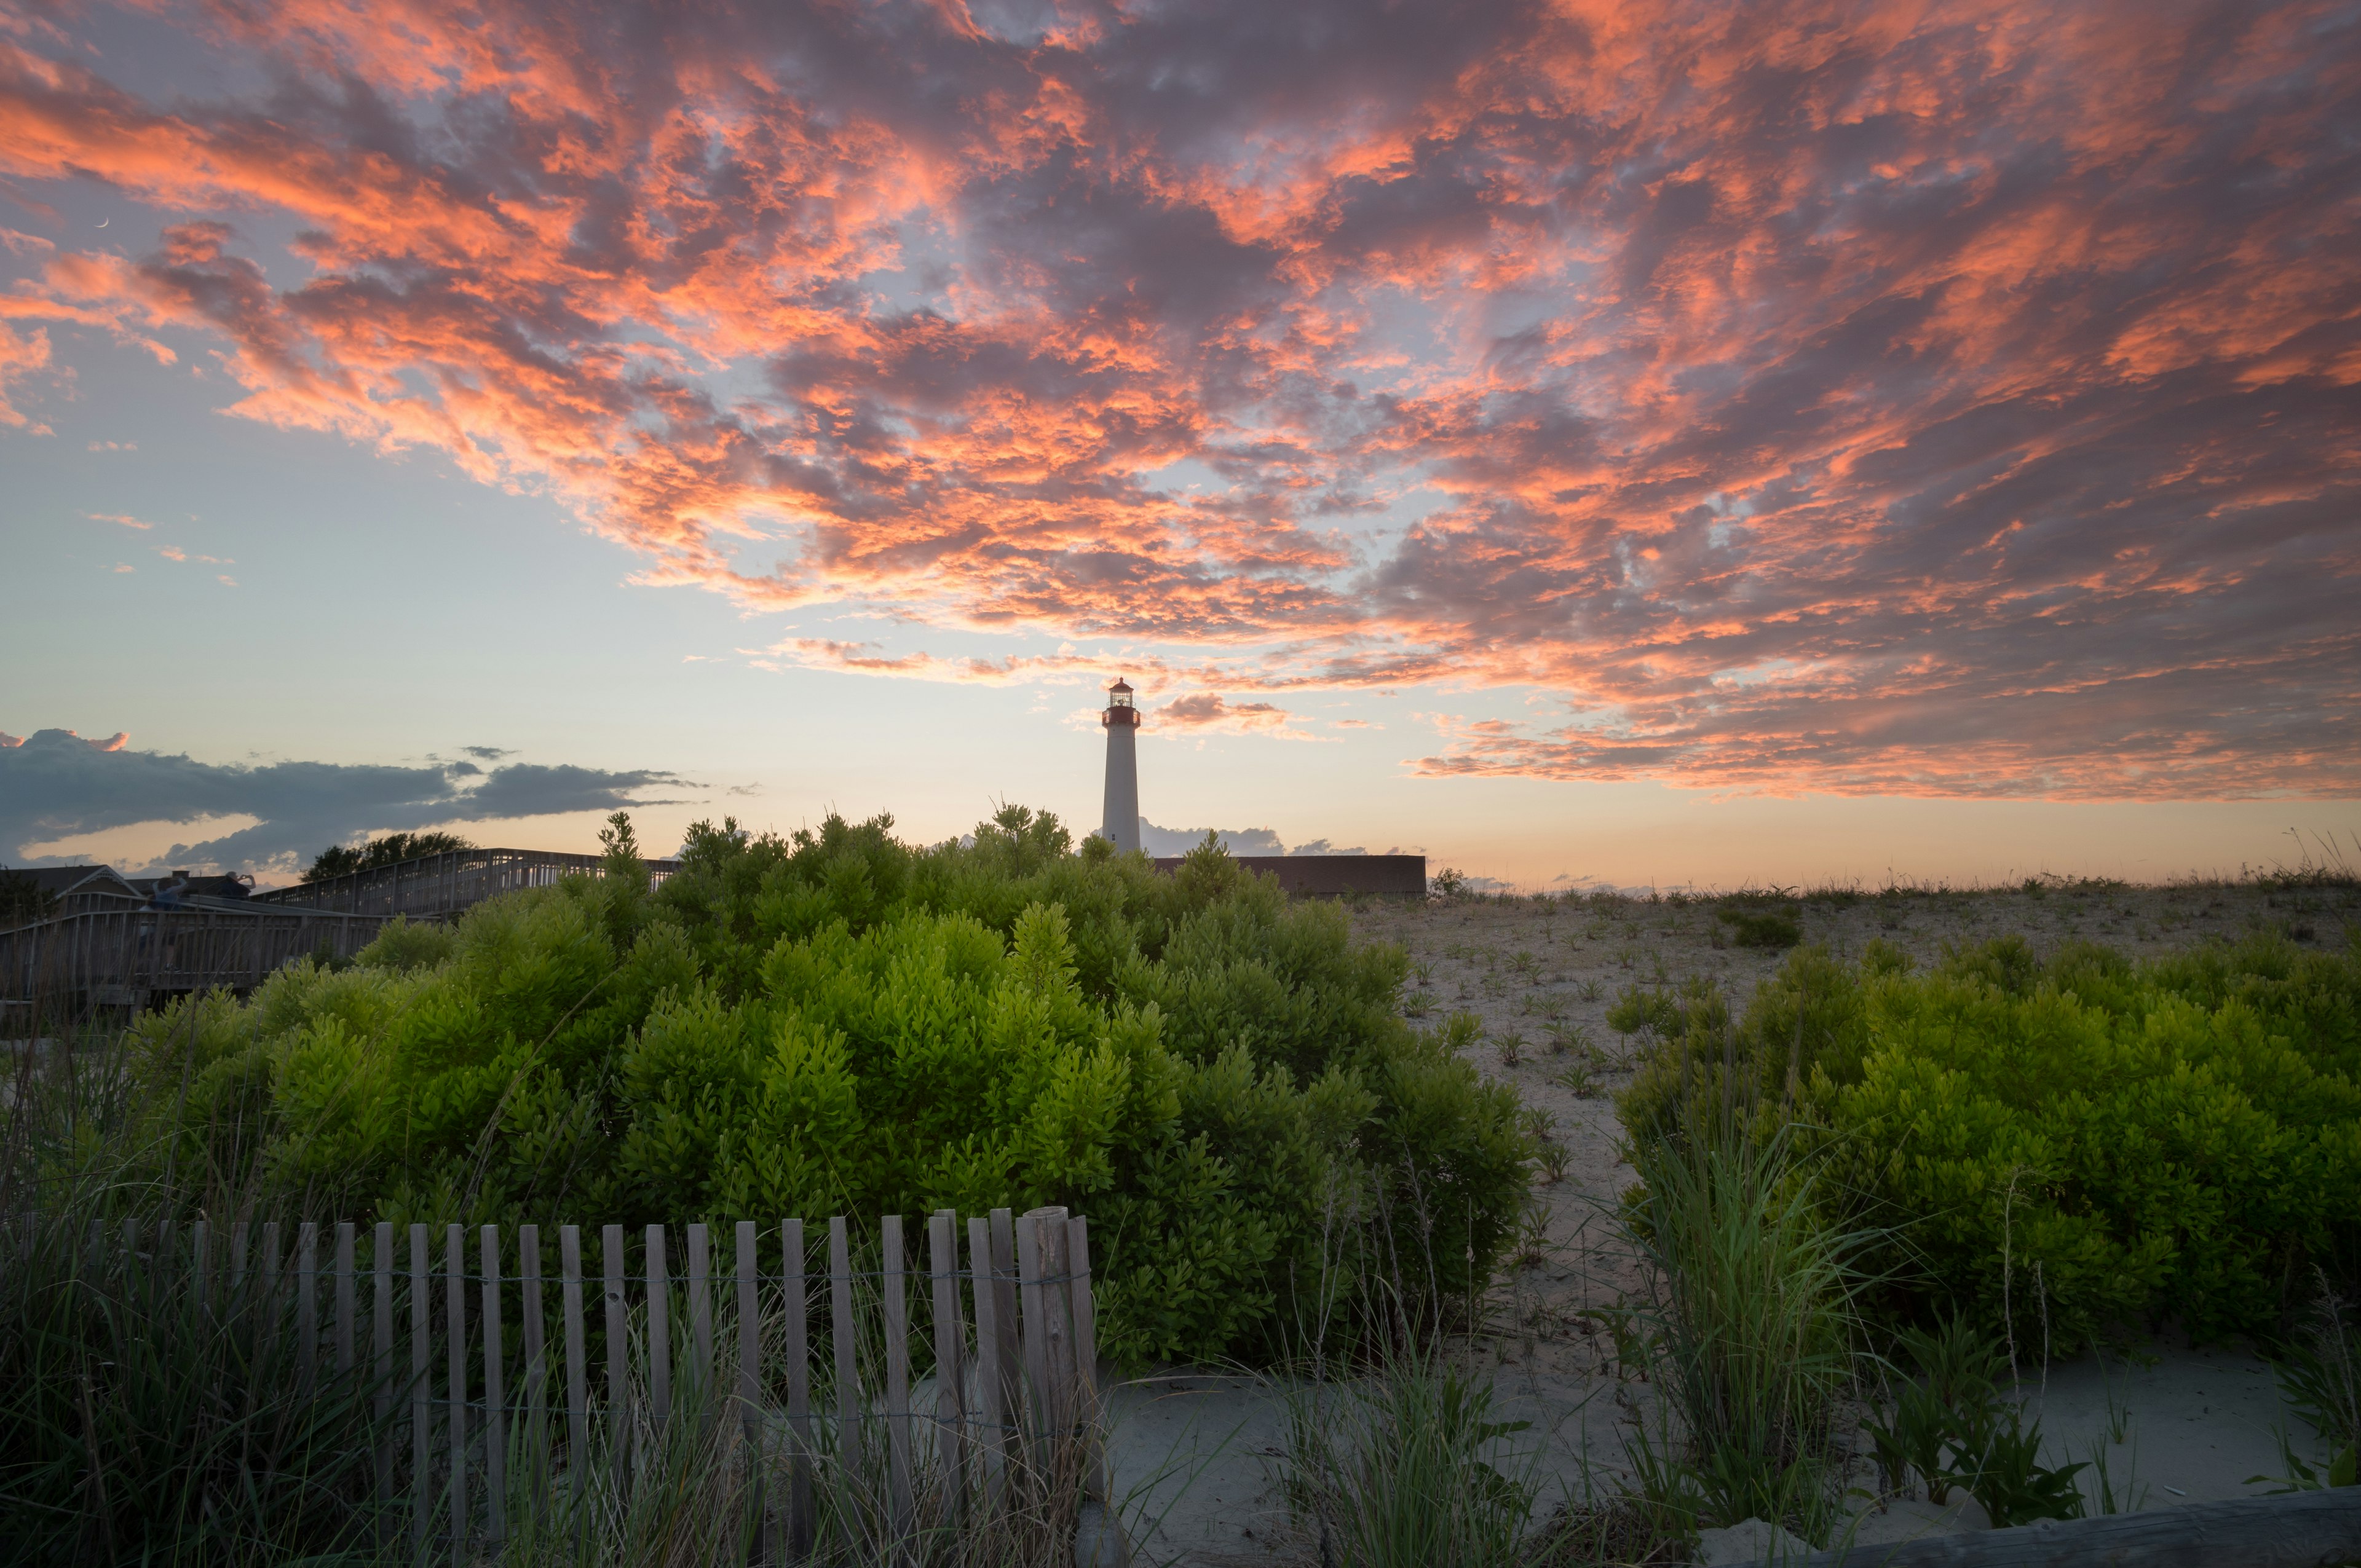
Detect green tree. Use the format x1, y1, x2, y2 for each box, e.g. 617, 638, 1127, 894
302, 831, 475, 883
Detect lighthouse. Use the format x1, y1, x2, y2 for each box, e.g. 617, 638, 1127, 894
1101, 679, 1141, 853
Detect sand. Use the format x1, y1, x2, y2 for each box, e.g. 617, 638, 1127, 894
1103, 880, 2357, 1564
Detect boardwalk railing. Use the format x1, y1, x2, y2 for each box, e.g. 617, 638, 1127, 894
82, 1205, 1105, 1559
252, 849, 682, 921
0, 904, 398, 1009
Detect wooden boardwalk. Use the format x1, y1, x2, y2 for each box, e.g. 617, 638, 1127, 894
252, 848, 680, 922
0, 904, 397, 1010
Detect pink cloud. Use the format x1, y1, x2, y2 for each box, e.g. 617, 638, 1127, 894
0, 2, 2353, 798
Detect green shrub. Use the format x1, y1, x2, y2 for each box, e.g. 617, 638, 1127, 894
125, 808, 1526, 1366
1619, 933, 2361, 1345
1717, 905, 1803, 948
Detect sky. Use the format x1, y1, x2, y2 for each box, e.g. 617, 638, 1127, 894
2, 0, 2357, 891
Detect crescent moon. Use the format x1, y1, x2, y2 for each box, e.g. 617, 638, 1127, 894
96, 218, 108, 228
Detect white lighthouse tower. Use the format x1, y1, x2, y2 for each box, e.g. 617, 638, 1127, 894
1101, 678, 1141, 853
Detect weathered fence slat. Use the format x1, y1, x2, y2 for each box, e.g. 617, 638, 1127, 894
735, 1219, 766, 1566
298, 1221, 318, 1392
1035, 1208, 1076, 1445
260, 1221, 280, 1357
970, 1215, 1006, 1492
929, 1210, 968, 1516
373, 1223, 394, 1517
479, 1225, 506, 1543
561, 1226, 588, 1465
1069, 1215, 1105, 1501
687, 1221, 713, 1408
987, 1208, 1021, 1462
76, 1209, 1111, 1560
334, 1222, 355, 1381
410, 1224, 430, 1548
829, 1216, 858, 1468
882, 1213, 914, 1543
519, 1224, 546, 1485
601, 1224, 628, 1460
1015, 1213, 1051, 1455
647, 1224, 671, 1429
445, 1223, 467, 1556
783, 1218, 813, 1558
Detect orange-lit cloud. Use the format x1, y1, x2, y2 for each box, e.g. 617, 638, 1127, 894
2, 1, 2356, 797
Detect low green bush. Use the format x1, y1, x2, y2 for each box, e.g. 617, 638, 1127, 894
1619, 932, 2361, 1344
125, 808, 1526, 1366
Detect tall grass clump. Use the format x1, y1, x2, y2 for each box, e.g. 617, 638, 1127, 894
0, 1042, 400, 1567
1285, 1336, 1539, 1568
1616, 1113, 1870, 1546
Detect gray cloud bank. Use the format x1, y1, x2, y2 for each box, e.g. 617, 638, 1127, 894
1, 729, 692, 873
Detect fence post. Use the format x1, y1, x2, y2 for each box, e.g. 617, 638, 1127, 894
561, 1226, 588, 1469
601, 1225, 629, 1476
783, 1218, 813, 1559
1014, 1211, 1052, 1459
480, 1225, 506, 1544
1068, 1216, 1109, 1505
882, 1213, 914, 1549
411, 1224, 431, 1550
298, 1221, 318, 1394
520, 1224, 547, 1500
929, 1210, 968, 1522
647, 1224, 671, 1431
829, 1218, 858, 1473
687, 1222, 713, 1411
736, 1219, 766, 1565
445, 1223, 467, 1559
334, 1222, 355, 1383
987, 1208, 1021, 1464
374, 1222, 394, 1530
970, 1215, 1007, 1501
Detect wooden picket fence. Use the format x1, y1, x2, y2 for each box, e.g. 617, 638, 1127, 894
114, 1204, 1106, 1559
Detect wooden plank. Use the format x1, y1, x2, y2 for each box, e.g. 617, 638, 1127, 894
260, 1220, 280, 1355
735, 1221, 761, 1425
783, 1218, 812, 1559
687, 1221, 713, 1409
479, 1226, 506, 1543
1795, 1485, 2361, 1567
192, 1219, 210, 1320
562, 1226, 589, 1467
735, 1219, 766, 1567
1031, 1208, 1074, 1448
334, 1222, 355, 1381
1014, 1212, 1051, 1457
601, 1225, 629, 1464
829, 1216, 858, 1471
411, 1224, 431, 1550
929, 1211, 968, 1518
231, 1217, 250, 1298
374, 1223, 394, 1524
882, 1214, 914, 1545
519, 1224, 547, 1491
647, 1223, 671, 1430
446, 1223, 467, 1558
297, 1221, 318, 1393
969, 1216, 1006, 1497
1067, 1216, 1105, 1501
987, 1207, 1021, 1456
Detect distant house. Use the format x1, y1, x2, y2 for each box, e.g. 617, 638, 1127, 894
8, 864, 145, 916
